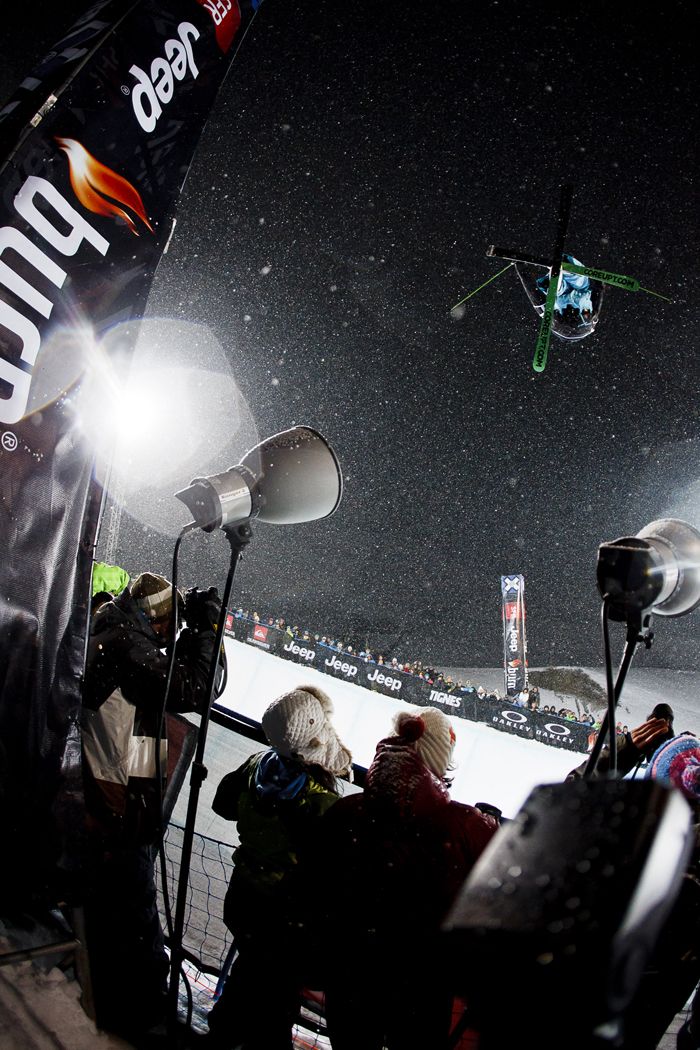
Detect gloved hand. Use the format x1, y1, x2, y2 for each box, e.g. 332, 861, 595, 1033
184, 586, 222, 633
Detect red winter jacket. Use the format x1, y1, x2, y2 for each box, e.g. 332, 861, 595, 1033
309, 726, 498, 964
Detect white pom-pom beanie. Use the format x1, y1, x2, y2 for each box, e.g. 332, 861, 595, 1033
393, 706, 456, 778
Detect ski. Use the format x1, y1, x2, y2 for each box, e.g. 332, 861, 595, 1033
532, 267, 559, 373
560, 261, 640, 292
530, 185, 573, 372
486, 245, 551, 269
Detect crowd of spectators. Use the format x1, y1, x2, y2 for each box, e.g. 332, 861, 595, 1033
232, 609, 601, 728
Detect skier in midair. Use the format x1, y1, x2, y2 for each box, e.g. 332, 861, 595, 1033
514, 253, 605, 341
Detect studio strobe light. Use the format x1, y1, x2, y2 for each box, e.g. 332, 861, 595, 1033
596, 517, 700, 623
175, 424, 343, 531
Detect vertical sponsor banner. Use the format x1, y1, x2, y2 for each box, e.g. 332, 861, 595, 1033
501, 574, 528, 698
0, 0, 263, 887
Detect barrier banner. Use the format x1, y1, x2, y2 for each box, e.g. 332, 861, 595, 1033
249, 623, 274, 650
487, 703, 588, 750
424, 686, 478, 722
0, 0, 264, 889
501, 575, 528, 696
225, 616, 590, 752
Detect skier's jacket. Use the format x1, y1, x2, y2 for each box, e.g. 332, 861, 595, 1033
81, 588, 217, 847
516, 254, 605, 340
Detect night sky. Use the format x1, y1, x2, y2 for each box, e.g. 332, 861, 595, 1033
2, 0, 698, 669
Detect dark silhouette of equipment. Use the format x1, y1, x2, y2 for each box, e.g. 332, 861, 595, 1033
442, 516, 700, 1048
443, 778, 692, 1049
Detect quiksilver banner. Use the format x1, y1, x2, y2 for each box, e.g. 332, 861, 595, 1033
224, 615, 590, 752
0, 0, 263, 889
501, 574, 528, 697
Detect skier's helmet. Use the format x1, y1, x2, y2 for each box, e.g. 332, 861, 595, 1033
552, 303, 597, 341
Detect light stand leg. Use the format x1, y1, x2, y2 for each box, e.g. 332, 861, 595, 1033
583, 616, 653, 779
166, 521, 252, 1041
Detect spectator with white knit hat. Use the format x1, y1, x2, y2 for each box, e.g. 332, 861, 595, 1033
260, 682, 352, 777
400, 704, 457, 780
307, 705, 498, 1050
206, 683, 352, 1050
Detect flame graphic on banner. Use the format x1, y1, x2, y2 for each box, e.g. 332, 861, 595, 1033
55, 137, 153, 236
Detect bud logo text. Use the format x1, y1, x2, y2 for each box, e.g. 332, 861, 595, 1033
0, 177, 108, 425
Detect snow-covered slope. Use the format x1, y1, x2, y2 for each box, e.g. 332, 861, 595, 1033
175, 640, 700, 841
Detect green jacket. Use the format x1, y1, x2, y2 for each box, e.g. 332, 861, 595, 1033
213, 751, 339, 896
91, 561, 130, 597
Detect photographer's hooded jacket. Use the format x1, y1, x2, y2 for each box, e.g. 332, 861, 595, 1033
81, 589, 217, 846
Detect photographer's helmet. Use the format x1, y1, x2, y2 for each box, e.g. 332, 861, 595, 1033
552, 303, 598, 340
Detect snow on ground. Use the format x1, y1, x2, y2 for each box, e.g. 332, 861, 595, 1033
585, 666, 700, 736
0, 949, 132, 1050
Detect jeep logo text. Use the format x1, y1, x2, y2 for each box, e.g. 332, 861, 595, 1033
129, 22, 200, 133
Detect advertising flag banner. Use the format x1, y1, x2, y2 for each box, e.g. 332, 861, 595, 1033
0, 0, 263, 887
501, 575, 529, 697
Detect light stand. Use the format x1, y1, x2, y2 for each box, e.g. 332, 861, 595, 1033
163, 425, 343, 1041
583, 608, 653, 778
585, 518, 700, 778
166, 521, 251, 1039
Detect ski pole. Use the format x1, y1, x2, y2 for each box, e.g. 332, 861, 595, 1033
451, 262, 514, 309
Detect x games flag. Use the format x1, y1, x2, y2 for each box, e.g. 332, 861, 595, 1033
501, 575, 529, 697
0, 0, 263, 890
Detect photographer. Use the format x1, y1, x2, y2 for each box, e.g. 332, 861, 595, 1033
81, 571, 225, 1044
566, 703, 675, 782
